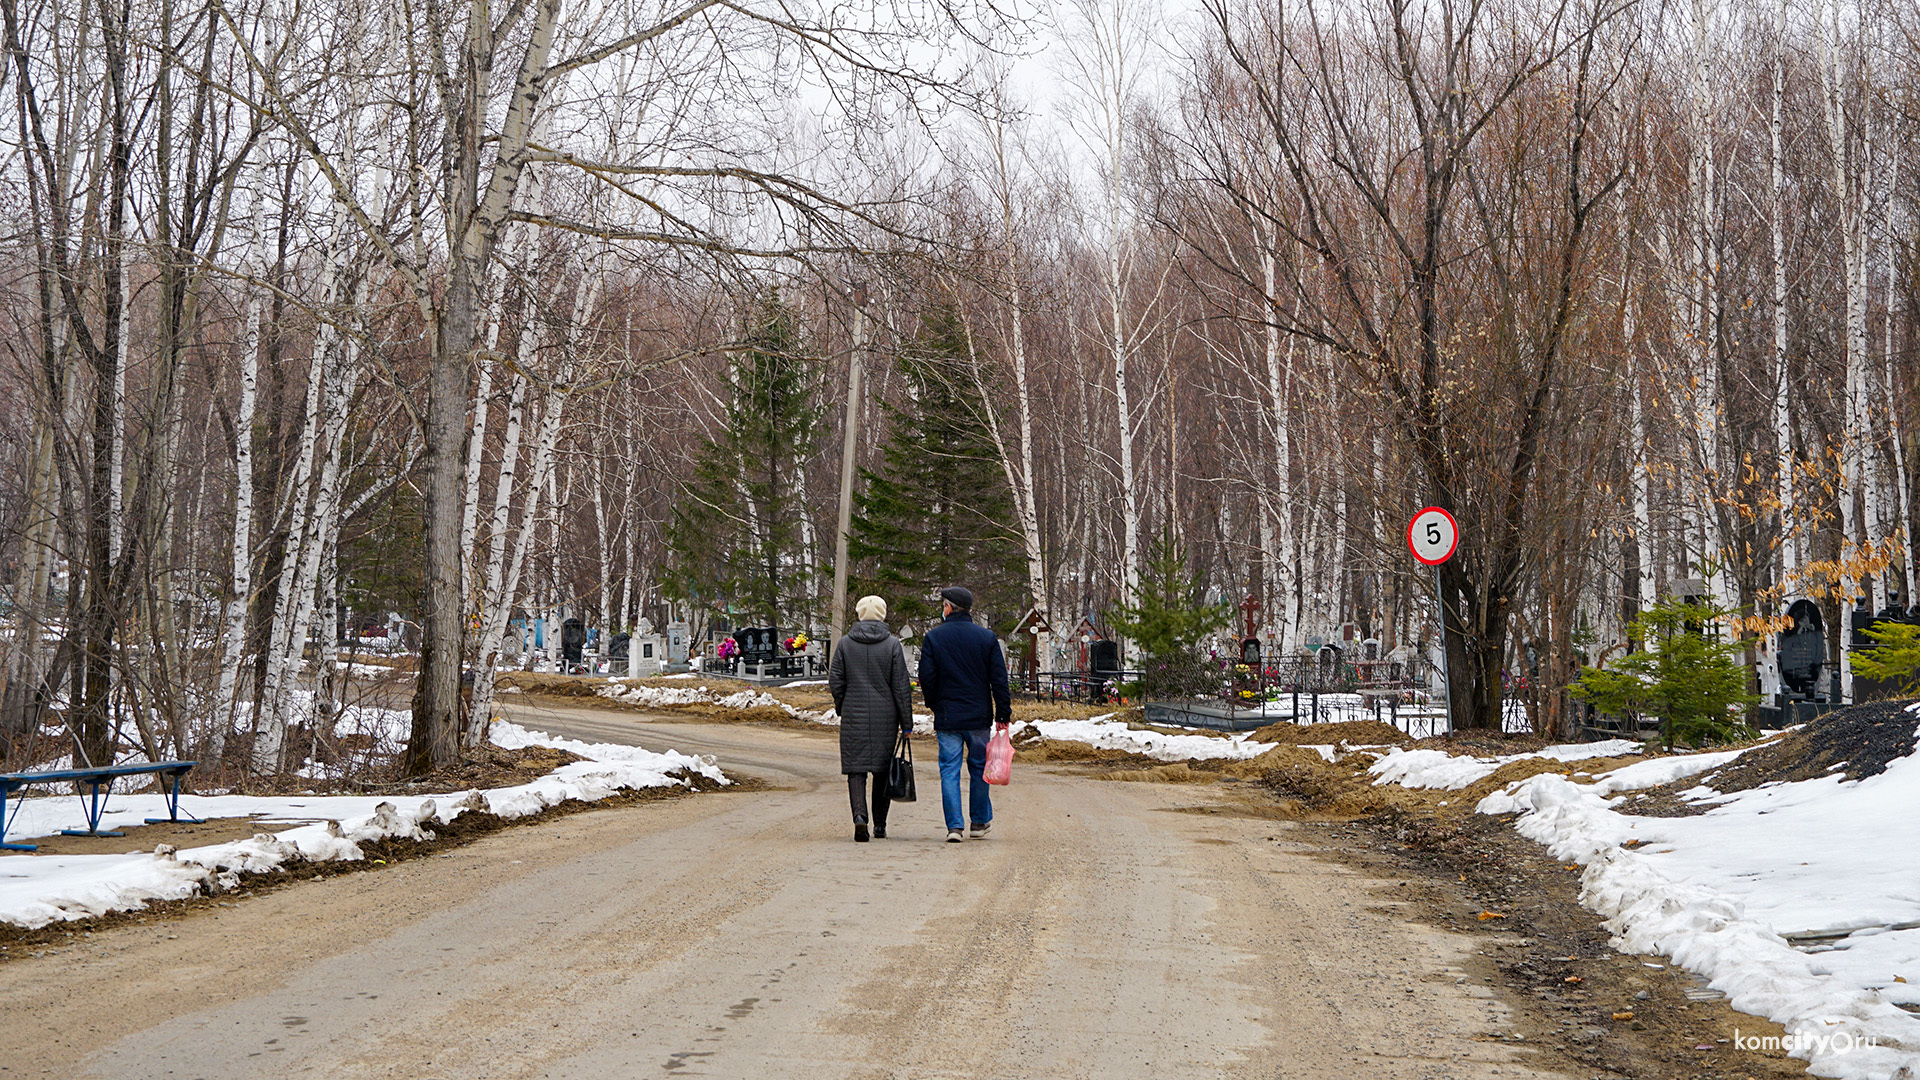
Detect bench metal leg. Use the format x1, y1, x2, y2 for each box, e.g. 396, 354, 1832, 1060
0, 785, 37, 851
146, 769, 202, 825
61, 778, 126, 838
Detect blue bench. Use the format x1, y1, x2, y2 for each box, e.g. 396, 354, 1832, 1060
0, 761, 201, 852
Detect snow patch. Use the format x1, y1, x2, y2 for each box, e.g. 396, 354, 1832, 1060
0, 721, 726, 930
1367, 739, 1647, 790
1467, 728, 1920, 1079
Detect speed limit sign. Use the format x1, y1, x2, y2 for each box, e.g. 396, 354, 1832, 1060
1408, 507, 1459, 566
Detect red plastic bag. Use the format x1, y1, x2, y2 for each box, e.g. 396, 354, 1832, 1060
983, 723, 1013, 785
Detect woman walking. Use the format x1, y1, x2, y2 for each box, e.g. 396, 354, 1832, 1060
828, 595, 914, 842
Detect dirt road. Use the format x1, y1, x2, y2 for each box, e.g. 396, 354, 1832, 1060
1, 702, 1570, 1079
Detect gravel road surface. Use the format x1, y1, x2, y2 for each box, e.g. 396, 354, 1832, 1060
1, 700, 1570, 1079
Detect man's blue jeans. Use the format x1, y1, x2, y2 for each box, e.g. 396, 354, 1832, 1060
937, 729, 992, 831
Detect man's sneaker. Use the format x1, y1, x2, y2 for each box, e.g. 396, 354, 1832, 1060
854, 822, 870, 843
946, 829, 964, 843
969, 821, 992, 839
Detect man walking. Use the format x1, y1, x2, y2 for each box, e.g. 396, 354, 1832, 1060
917, 586, 1012, 843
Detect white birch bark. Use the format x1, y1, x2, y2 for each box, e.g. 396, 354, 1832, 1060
1689, 0, 1727, 610
280, 279, 366, 729
1262, 247, 1298, 654
1883, 144, 1913, 600
619, 422, 640, 629
254, 214, 346, 771
109, 187, 131, 564
1820, 2, 1871, 698
1771, 0, 1797, 591
467, 375, 569, 739
1058, 0, 1152, 639
461, 216, 538, 603
592, 451, 612, 630
212, 182, 266, 754
973, 84, 1053, 664
463, 248, 602, 743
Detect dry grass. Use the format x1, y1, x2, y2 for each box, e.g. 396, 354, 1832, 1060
1245, 719, 1411, 746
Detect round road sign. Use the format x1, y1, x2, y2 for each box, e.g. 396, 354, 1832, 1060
1408, 507, 1459, 566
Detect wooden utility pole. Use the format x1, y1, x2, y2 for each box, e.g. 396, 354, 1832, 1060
829, 286, 869, 663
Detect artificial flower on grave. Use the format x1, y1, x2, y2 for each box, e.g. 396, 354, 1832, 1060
716, 637, 739, 659
784, 632, 809, 653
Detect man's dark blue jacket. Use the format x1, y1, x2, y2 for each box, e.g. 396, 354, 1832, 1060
918, 611, 1012, 731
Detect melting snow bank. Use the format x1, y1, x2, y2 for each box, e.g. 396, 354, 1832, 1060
1366, 739, 1649, 790
1469, 716, 1920, 1079
1014, 716, 1277, 762
0, 721, 726, 930
597, 679, 838, 724
595, 678, 941, 732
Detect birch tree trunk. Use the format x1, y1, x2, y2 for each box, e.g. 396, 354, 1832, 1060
212, 183, 265, 757
1820, 2, 1870, 699
254, 218, 347, 771
1881, 142, 1912, 599
1771, 0, 1797, 591
1688, 0, 1726, 611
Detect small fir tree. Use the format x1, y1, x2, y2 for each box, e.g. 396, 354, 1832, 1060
848, 308, 1022, 631
1570, 598, 1759, 748
665, 295, 823, 627
1108, 533, 1229, 699
1851, 621, 1920, 697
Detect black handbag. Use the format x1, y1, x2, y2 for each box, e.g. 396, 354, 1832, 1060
887, 729, 917, 802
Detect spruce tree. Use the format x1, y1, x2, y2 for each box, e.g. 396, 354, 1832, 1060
1108, 532, 1230, 698
665, 295, 823, 627
849, 308, 1022, 631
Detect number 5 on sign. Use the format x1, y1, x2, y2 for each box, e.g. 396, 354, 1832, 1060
1408, 507, 1459, 565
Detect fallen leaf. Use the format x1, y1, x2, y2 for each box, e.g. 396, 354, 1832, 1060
1612, 1011, 1634, 1021
1564, 975, 1583, 984
1478, 911, 1507, 921
1896, 975, 1909, 984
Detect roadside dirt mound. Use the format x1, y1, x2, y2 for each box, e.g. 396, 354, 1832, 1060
497, 672, 609, 698
1690, 698, 1918, 794
1012, 739, 1166, 768
1410, 731, 1575, 755
1247, 719, 1411, 746
1091, 763, 1213, 783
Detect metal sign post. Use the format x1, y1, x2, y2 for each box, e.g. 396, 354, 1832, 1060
1408, 507, 1460, 735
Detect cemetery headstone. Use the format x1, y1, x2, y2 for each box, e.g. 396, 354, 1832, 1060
630, 634, 665, 677
1850, 597, 1875, 648
1777, 599, 1827, 699
1089, 639, 1121, 677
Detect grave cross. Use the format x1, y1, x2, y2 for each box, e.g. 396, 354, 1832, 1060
1239, 593, 1262, 639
